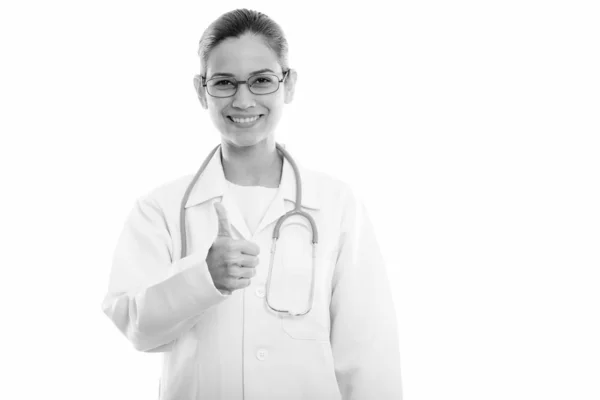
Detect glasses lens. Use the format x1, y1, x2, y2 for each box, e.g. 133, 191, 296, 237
248, 74, 279, 94
207, 78, 237, 97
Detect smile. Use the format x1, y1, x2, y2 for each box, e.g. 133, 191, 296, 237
227, 115, 263, 124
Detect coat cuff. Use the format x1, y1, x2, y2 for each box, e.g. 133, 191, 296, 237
168, 248, 230, 309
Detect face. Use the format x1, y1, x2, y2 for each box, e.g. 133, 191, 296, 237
194, 33, 297, 149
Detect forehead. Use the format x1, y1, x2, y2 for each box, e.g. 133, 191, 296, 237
206, 33, 281, 77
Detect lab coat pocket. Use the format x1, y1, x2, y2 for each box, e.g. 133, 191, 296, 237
279, 254, 332, 342
269, 218, 333, 341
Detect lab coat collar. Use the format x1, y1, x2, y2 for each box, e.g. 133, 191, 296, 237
184, 145, 321, 211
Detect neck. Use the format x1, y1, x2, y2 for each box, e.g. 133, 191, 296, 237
220, 139, 283, 188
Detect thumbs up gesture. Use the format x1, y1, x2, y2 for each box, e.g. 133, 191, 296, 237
206, 202, 260, 295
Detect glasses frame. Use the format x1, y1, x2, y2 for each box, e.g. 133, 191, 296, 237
202, 70, 290, 98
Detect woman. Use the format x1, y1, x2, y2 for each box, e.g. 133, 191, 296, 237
102, 8, 402, 400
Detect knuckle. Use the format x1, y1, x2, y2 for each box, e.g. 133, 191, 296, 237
224, 254, 239, 266
226, 251, 241, 262
228, 265, 240, 277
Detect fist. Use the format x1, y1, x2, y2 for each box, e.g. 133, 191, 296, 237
206, 202, 260, 295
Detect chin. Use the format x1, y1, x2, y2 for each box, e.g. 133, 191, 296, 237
222, 132, 269, 148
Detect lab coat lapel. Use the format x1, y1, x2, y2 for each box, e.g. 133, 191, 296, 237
220, 186, 252, 240
255, 152, 320, 235
184, 144, 320, 239
256, 190, 287, 237
184, 147, 226, 209
183, 147, 249, 239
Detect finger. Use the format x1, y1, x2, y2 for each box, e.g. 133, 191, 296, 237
214, 202, 233, 238
225, 254, 257, 268
238, 240, 260, 256
229, 277, 252, 291
228, 265, 256, 279
239, 254, 259, 268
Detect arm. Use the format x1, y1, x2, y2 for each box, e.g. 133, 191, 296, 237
101, 196, 227, 352
330, 191, 403, 399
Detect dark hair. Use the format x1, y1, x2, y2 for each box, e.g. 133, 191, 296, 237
198, 9, 289, 76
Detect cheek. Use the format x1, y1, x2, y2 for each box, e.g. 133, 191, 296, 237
265, 97, 284, 117
207, 101, 227, 121
266, 104, 284, 124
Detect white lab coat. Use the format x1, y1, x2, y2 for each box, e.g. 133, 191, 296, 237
102, 147, 402, 400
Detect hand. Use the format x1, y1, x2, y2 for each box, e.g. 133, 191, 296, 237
206, 202, 260, 295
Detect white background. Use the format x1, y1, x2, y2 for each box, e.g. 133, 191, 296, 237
1, 0, 598, 399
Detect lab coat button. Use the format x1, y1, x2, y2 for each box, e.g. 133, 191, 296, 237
256, 348, 268, 361
255, 287, 266, 298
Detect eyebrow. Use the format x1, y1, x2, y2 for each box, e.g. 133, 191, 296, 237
209, 68, 276, 78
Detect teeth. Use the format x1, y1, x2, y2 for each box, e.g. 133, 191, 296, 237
231, 116, 260, 123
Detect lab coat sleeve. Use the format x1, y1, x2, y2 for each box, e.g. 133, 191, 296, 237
101, 196, 227, 352
330, 191, 403, 399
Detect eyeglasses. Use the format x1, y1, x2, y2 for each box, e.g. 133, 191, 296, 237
202, 70, 289, 98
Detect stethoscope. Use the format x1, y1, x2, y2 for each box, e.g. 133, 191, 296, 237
179, 143, 318, 316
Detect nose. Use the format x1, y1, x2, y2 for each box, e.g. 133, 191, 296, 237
231, 83, 256, 109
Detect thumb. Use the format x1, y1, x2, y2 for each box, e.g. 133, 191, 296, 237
214, 201, 233, 238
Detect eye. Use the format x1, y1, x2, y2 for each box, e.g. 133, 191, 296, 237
255, 77, 273, 84
250, 75, 277, 88
212, 79, 235, 87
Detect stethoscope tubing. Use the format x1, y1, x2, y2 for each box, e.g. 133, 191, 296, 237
179, 142, 317, 316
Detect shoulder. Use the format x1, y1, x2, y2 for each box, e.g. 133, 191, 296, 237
135, 173, 196, 216
301, 164, 358, 210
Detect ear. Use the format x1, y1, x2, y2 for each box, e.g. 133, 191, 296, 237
283, 69, 297, 104
193, 74, 208, 109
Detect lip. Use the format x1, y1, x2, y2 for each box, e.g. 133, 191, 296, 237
228, 114, 263, 118
226, 114, 264, 127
